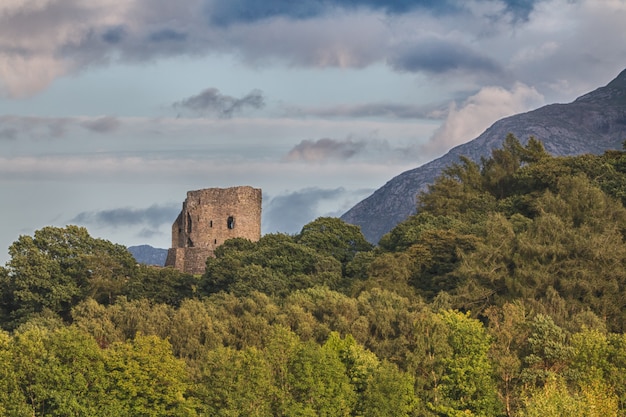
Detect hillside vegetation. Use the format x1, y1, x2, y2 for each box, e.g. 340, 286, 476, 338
342, 68, 626, 244
3, 135, 626, 416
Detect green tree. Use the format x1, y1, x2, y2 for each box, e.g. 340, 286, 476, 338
125, 264, 197, 306
0, 330, 30, 416
449, 213, 517, 314
570, 331, 626, 411
105, 334, 195, 416
355, 288, 423, 364
521, 314, 574, 387
71, 298, 124, 348
201, 233, 342, 297
518, 375, 618, 417
296, 217, 373, 271
481, 134, 548, 199
282, 287, 361, 343
360, 360, 417, 417
436, 310, 502, 416
192, 346, 274, 416
168, 298, 224, 360
286, 340, 356, 416
511, 176, 626, 330
484, 302, 530, 417
10, 325, 114, 416
417, 156, 493, 220
324, 332, 417, 416
2, 226, 136, 328
202, 291, 277, 349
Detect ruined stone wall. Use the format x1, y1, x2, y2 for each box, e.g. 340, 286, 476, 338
165, 248, 213, 275
165, 186, 262, 274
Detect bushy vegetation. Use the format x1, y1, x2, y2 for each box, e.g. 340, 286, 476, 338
3, 135, 626, 415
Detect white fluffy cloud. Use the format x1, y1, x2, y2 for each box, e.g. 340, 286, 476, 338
422, 83, 545, 158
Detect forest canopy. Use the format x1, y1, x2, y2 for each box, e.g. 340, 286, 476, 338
3, 135, 626, 416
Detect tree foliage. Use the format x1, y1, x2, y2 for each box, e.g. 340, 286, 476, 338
1, 226, 136, 329
5, 136, 626, 415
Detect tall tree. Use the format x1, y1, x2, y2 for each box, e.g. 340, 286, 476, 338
2, 226, 136, 328
436, 310, 502, 416
296, 217, 373, 270
105, 334, 195, 416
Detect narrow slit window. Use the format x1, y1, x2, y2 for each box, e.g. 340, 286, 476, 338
186, 213, 192, 233
227, 216, 235, 229
210, 220, 213, 228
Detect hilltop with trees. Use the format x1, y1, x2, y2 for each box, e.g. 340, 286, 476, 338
2, 136, 626, 416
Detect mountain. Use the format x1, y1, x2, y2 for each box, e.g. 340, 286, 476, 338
128, 245, 168, 266
341, 68, 626, 244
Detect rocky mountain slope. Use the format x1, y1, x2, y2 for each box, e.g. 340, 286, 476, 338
341, 68, 626, 244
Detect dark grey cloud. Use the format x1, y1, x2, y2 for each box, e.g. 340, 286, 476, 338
71, 204, 179, 229
0, 116, 70, 139
284, 134, 431, 163
502, 0, 538, 22
149, 29, 188, 43
102, 26, 127, 44
0, 128, 18, 140
79, 116, 121, 133
206, 0, 536, 25
208, 1, 323, 26
285, 138, 366, 162
263, 187, 356, 234
389, 38, 502, 75
173, 88, 265, 118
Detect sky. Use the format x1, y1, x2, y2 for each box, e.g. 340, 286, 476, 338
1, 0, 626, 263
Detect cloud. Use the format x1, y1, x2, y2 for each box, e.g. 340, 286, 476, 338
0, 127, 18, 140
0, 115, 125, 139
71, 204, 180, 229
0, 54, 70, 98
505, 0, 626, 99
207, 1, 324, 26
0, 114, 435, 169
1, 0, 620, 98
136, 227, 166, 239
285, 137, 367, 162
389, 37, 503, 76
284, 132, 436, 164
0, 115, 70, 139
79, 116, 121, 133
101, 25, 127, 44
0, 0, 126, 97
422, 82, 544, 157
288, 102, 444, 119
173, 88, 265, 117
206, 0, 539, 25
263, 187, 370, 234
148, 28, 188, 43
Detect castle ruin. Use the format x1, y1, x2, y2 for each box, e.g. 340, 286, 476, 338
165, 186, 262, 274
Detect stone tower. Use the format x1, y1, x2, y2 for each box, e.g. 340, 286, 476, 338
165, 186, 262, 274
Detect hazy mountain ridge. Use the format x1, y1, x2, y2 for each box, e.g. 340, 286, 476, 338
128, 244, 168, 266
341, 68, 626, 244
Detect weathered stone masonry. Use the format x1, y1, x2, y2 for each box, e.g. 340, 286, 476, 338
165, 186, 262, 274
